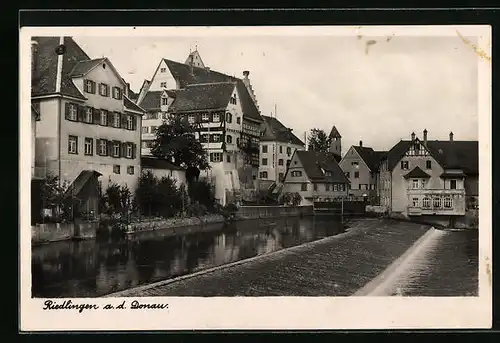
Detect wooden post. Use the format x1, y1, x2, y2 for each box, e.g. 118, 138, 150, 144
341, 196, 344, 222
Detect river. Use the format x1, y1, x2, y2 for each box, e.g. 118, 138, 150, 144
32, 215, 347, 298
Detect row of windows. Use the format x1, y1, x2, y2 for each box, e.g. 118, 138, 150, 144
401, 160, 432, 170
261, 145, 293, 155
412, 196, 453, 209
209, 152, 233, 163
144, 112, 168, 120
112, 165, 135, 175
184, 112, 240, 125
262, 158, 291, 167
258, 171, 285, 182
242, 122, 260, 136
345, 171, 360, 178
297, 183, 347, 192
410, 179, 457, 189
67, 135, 136, 159
358, 184, 376, 190
84, 79, 123, 100
65, 103, 137, 131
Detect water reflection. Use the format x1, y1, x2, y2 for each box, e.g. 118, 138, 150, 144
32, 216, 345, 298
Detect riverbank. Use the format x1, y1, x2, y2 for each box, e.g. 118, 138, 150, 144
31, 205, 314, 245
106, 218, 432, 297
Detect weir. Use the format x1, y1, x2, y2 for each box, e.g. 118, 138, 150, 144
354, 227, 447, 296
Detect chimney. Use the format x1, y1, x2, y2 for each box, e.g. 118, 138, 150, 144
243, 70, 250, 79
449, 131, 454, 142
31, 40, 38, 79
359, 140, 363, 147
423, 129, 428, 146
411, 132, 416, 141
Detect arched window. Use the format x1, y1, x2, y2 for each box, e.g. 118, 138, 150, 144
226, 112, 232, 123
227, 135, 232, 143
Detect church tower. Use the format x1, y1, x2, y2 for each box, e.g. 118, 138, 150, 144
328, 125, 342, 161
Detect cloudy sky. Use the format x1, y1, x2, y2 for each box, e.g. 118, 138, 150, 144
75, 32, 479, 153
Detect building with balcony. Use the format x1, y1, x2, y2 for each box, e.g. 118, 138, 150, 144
134, 50, 263, 199
258, 115, 305, 183
379, 129, 478, 219
31, 36, 145, 218
339, 140, 386, 202
282, 150, 350, 206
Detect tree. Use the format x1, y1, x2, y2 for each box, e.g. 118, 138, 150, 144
150, 113, 210, 179
307, 128, 331, 153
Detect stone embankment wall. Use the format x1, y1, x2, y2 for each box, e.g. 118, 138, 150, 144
32, 221, 98, 245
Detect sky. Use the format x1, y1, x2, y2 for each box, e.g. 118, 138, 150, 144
75, 33, 479, 153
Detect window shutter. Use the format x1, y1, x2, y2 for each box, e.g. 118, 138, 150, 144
96, 139, 101, 156
132, 116, 137, 130
132, 143, 137, 159
91, 81, 96, 94
121, 113, 127, 128
107, 140, 113, 156
121, 142, 126, 158
93, 108, 100, 124
65, 103, 70, 120
118, 87, 122, 100
77, 105, 84, 122
107, 112, 113, 127
400, 161, 404, 169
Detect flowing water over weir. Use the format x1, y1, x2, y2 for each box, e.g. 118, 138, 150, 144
355, 228, 478, 297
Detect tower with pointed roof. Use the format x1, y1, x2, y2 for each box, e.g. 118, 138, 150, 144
328, 125, 342, 160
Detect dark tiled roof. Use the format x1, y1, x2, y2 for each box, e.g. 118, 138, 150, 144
383, 140, 413, 171
163, 58, 262, 122
353, 146, 385, 171
329, 126, 341, 138
261, 115, 304, 146
403, 166, 431, 179
141, 156, 185, 171
383, 139, 478, 175
138, 91, 163, 110
65, 170, 102, 197
440, 171, 466, 178
295, 151, 349, 184
69, 58, 106, 77
168, 82, 236, 113
426, 140, 478, 175
124, 96, 145, 113
31, 36, 90, 100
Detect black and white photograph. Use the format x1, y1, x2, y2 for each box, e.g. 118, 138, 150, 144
20, 25, 491, 330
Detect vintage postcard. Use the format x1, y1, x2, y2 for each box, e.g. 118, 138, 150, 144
20, 25, 492, 331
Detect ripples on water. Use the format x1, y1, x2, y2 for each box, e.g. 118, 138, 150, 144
32, 216, 347, 298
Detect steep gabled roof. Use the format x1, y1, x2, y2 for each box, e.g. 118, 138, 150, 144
69, 58, 106, 77
138, 91, 163, 111
383, 139, 478, 175
426, 140, 478, 175
329, 125, 341, 139
168, 82, 236, 113
383, 140, 413, 171
124, 96, 145, 113
162, 58, 262, 122
353, 146, 385, 172
260, 115, 304, 146
32, 36, 90, 100
295, 151, 349, 184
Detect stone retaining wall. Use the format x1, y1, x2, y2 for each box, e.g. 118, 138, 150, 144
32, 221, 98, 245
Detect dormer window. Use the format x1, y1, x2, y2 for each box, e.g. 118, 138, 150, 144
230, 95, 237, 105
161, 97, 168, 106
202, 113, 209, 121
213, 113, 220, 122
